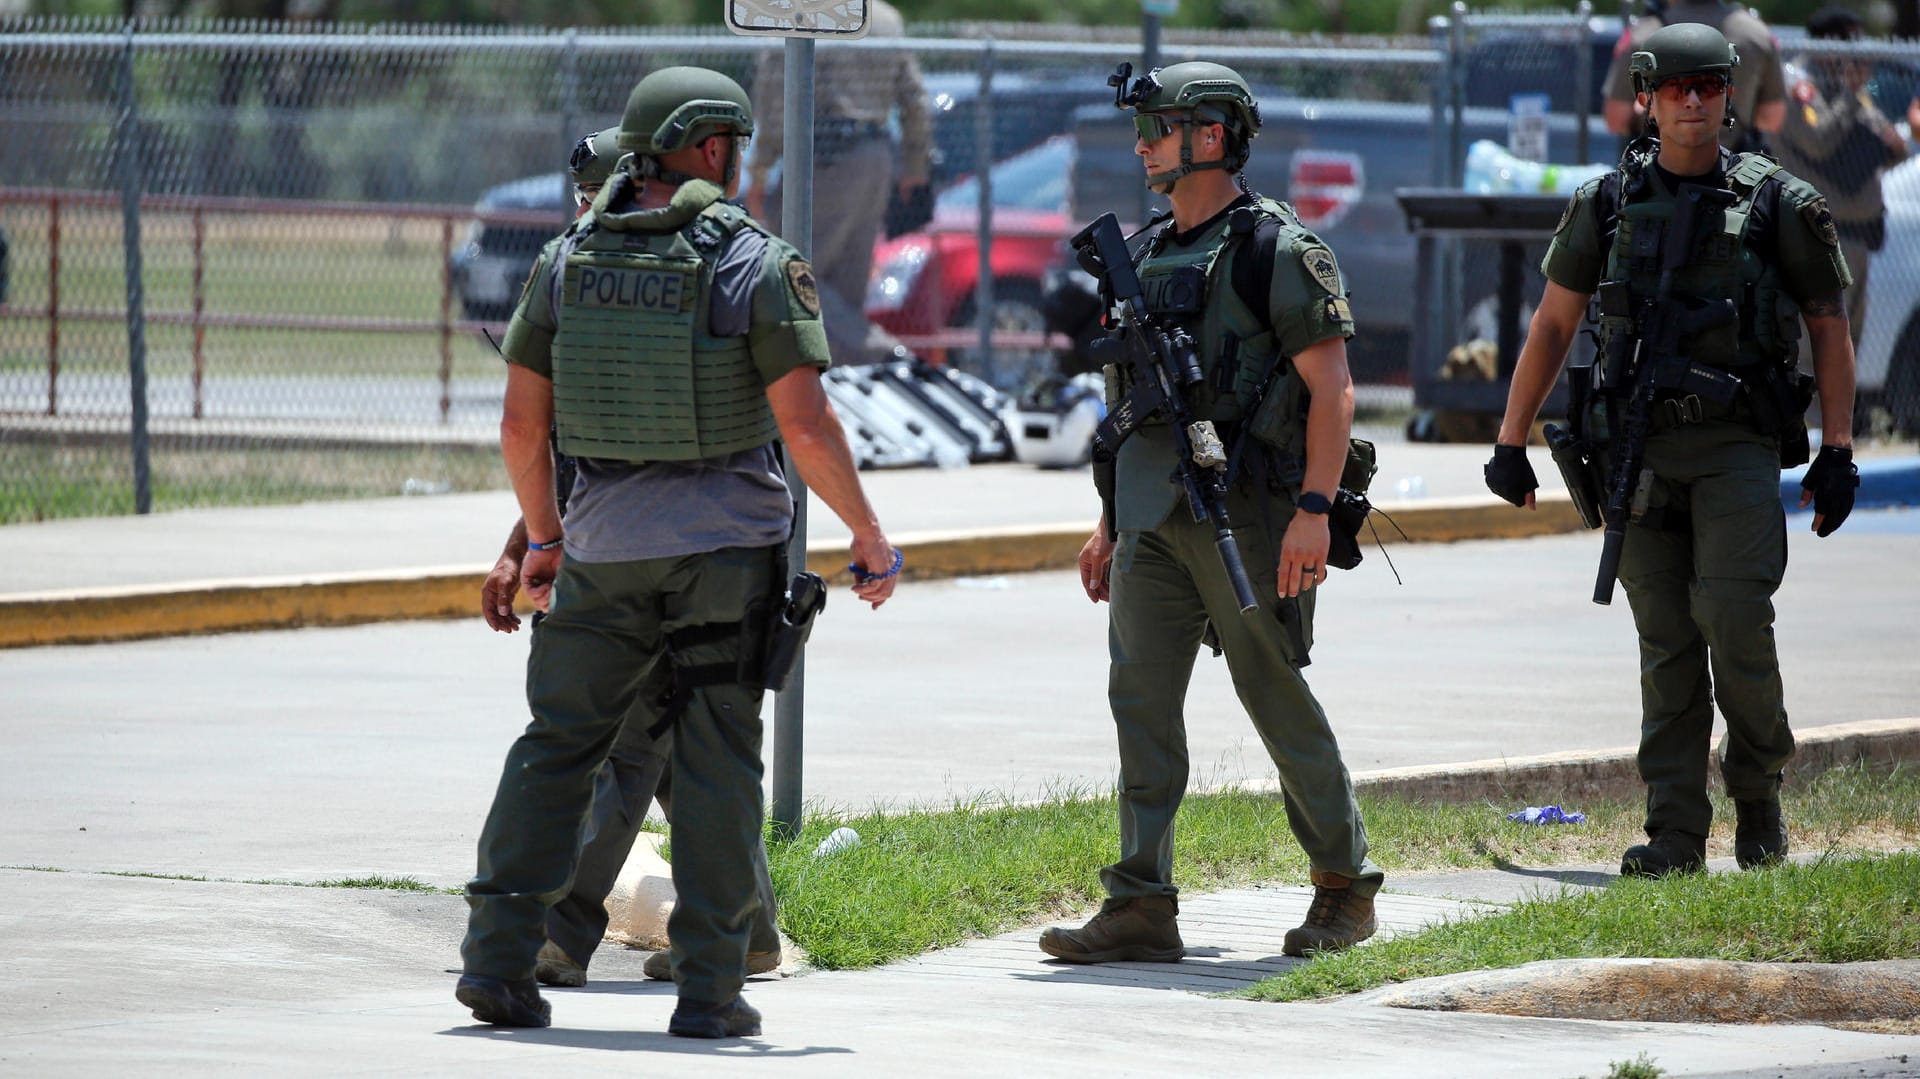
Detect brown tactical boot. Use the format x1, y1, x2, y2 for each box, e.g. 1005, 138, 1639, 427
644, 947, 783, 981
533, 940, 587, 988
1282, 871, 1377, 957
1037, 895, 1184, 964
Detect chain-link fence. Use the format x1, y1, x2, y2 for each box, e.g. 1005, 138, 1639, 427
3, 14, 1915, 523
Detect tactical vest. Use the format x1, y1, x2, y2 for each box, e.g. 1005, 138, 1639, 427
549, 181, 778, 463
1112, 198, 1313, 531
1596, 153, 1800, 375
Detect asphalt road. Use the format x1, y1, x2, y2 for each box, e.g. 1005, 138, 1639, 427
4, 512, 1914, 889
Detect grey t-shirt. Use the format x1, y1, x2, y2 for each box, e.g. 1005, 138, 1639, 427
549, 225, 799, 563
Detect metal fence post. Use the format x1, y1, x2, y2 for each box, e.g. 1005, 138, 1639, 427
772, 35, 816, 842
117, 21, 153, 515
47, 196, 61, 417
1140, 12, 1161, 227
1575, 0, 1593, 165
191, 208, 205, 420
559, 28, 580, 216
973, 39, 995, 382
1437, 2, 1468, 369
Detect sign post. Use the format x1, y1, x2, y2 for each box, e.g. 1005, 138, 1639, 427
723, 0, 869, 840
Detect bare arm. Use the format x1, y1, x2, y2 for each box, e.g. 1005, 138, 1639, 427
1276, 335, 1354, 598
766, 366, 896, 607
501, 364, 563, 609
1803, 297, 1856, 449
1605, 98, 1639, 136
1752, 99, 1786, 135
1497, 281, 1589, 447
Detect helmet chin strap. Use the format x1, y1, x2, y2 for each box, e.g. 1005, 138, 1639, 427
1144, 116, 1233, 194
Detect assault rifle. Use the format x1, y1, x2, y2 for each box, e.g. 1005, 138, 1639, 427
1591, 182, 1743, 605
1076, 211, 1260, 614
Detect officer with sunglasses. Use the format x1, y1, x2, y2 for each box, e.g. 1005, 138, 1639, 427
1040, 61, 1383, 968
477, 123, 785, 1000
1604, 0, 1787, 154
1485, 22, 1858, 880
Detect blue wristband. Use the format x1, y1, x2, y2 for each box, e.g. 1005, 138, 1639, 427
849, 547, 904, 583
527, 536, 564, 551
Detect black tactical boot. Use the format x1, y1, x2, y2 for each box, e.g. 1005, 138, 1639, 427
1282, 871, 1378, 957
454, 973, 551, 1027
1038, 895, 1184, 963
1620, 830, 1707, 879
668, 995, 763, 1039
1734, 798, 1788, 869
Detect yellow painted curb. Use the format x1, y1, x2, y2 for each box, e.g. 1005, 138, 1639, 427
0, 496, 1587, 649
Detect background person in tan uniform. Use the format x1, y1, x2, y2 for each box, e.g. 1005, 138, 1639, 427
1605, 1, 1786, 152
1771, 5, 1920, 344
748, 0, 932, 340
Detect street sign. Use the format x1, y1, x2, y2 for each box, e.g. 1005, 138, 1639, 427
1508, 92, 1549, 163
1141, 0, 1178, 14
725, 0, 869, 37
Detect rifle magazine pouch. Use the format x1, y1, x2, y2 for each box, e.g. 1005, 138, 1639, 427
1341, 438, 1378, 494
761, 572, 828, 692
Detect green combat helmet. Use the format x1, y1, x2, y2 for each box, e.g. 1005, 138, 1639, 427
1629, 22, 1740, 135
618, 66, 754, 185
1109, 60, 1262, 194
566, 126, 624, 190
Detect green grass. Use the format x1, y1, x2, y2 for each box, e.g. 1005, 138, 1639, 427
763, 765, 1920, 971
0, 439, 505, 524
1242, 852, 1920, 1003
1606, 1054, 1665, 1079
101, 870, 210, 882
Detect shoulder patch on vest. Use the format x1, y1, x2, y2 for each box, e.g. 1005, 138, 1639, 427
1300, 246, 1341, 295
1800, 195, 1840, 248
1553, 196, 1577, 238
786, 257, 821, 316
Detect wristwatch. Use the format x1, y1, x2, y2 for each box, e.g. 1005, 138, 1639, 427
1296, 491, 1333, 516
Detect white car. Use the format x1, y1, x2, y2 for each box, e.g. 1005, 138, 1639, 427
1854, 141, 1920, 434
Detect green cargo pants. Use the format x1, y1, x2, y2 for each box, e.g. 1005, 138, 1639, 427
1616, 417, 1795, 839
462, 544, 778, 1005
545, 725, 781, 970
1102, 492, 1383, 900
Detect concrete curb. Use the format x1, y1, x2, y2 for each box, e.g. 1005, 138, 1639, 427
1348, 956, 1920, 1028
0, 495, 1588, 648
1333, 716, 1920, 804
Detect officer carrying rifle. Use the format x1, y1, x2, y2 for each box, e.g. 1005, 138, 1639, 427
1484, 23, 1859, 880
1042, 60, 1385, 967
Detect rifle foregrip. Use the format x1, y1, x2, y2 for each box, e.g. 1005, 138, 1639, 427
1215, 531, 1259, 614
1593, 526, 1626, 606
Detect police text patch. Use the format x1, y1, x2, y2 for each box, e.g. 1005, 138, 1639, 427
574, 266, 690, 310
1301, 246, 1341, 295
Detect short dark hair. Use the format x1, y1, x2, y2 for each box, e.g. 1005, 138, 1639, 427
1807, 5, 1865, 40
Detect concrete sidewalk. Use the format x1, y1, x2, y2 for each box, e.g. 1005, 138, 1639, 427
4, 862, 1915, 1078
6, 440, 1919, 648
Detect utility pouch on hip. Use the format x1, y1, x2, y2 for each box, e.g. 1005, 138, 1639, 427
1325, 438, 1378, 571
1545, 421, 1605, 530
761, 572, 827, 692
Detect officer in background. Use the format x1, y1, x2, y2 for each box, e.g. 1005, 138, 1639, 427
1604, 0, 1786, 153
1772, 5, 1919, 346
1485, 24, 1859, 879
1041, 62, 1384, 966
478, 126, 783, 993
747, 0, 931, 348
457, 67, 900, 1039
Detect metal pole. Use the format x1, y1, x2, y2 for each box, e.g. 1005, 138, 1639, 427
973, 39, 995, 384
772, 35, 815, 842
47, 197, 60, 417
559, 28, 579, 218
191, 208, 205, 420
1139, 13, 1161, 227
1574, 0, 1593, 165
1439, 3, 1468, 372
117, 22, 152, 515
438, 217, 454, 423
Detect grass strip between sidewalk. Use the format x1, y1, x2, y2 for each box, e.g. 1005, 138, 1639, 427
1241, 851, 1920, 1002
764, 764, 1920, 971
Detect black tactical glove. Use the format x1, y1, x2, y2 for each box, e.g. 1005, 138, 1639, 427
1483, 443, 1538, 507
1801, 444, 1859, 537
